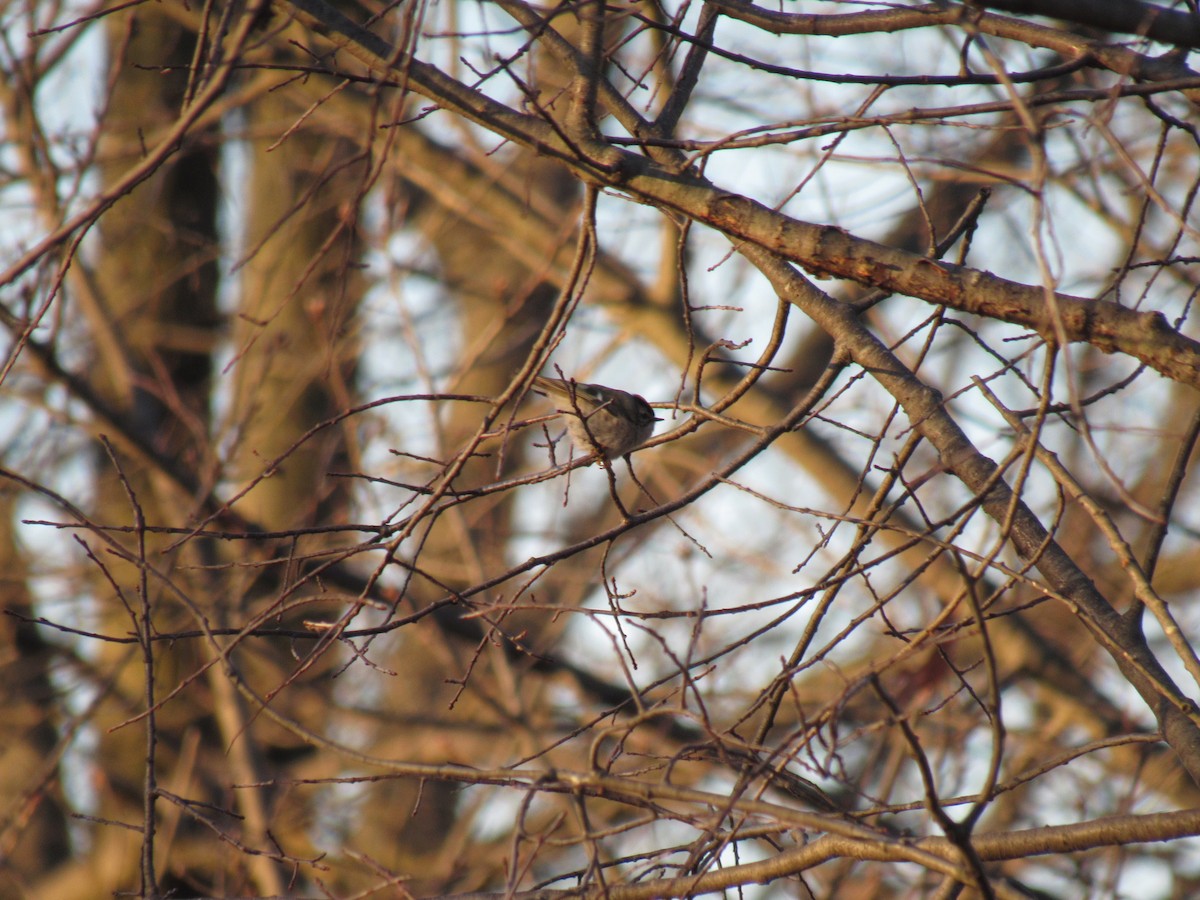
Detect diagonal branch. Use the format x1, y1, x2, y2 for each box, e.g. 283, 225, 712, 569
735, 243, 1200, 786
278, 0, 1200, 392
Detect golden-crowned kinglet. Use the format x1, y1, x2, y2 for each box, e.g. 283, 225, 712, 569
533, 376, 659, 459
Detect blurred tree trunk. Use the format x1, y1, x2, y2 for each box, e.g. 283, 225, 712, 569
46, 9, 224, 896
222, 65, 367, 884
0, 487, 71, 896
340, 74, 582, 900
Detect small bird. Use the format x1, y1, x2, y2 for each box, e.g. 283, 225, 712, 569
533, 376, 659, 459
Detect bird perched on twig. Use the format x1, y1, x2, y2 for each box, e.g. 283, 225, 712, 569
533, 376, 659, 460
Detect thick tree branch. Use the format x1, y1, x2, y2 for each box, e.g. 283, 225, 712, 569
980, 0, 1200, 48
735, 244, 1200, 786
278, 0, 1200, 392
